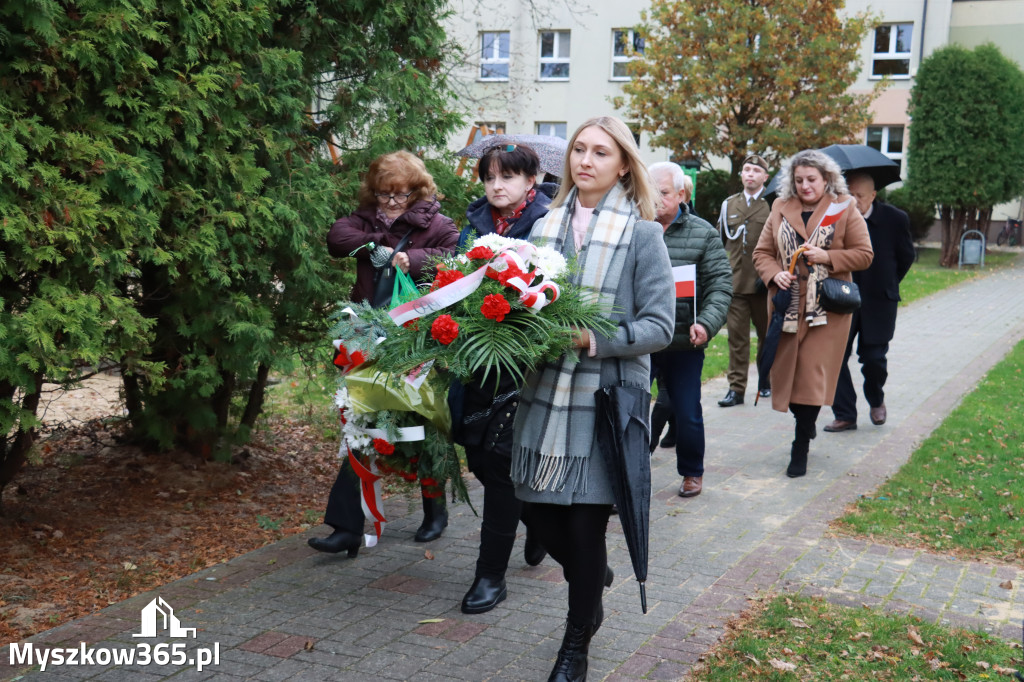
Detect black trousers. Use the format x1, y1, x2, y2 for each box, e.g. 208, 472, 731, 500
466, 448, 525, 580
523, 502, 611, 625
323, 458, 432, 535
832, 316, 889, 421
790, 403, 821, 453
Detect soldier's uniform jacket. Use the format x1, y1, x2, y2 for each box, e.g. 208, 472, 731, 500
717, 192, 771, 295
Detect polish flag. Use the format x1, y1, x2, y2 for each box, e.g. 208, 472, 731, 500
673, 264, 696, 298
818, 199, 853, 229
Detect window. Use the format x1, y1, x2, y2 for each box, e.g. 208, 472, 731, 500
480, 31, 510, 80
871, 24, 912, 78
539, 31, 571, 80
471, 122, 506, 144
611, 29, 645, 80
535, 122, 568, 139
866, 125, 905, 160
626, 122, 641, 147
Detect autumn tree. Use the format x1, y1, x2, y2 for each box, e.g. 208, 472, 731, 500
907, 43, 1024, 267
615, 0, 882, 182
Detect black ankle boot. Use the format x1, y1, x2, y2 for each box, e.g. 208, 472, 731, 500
307, 529, 361, 557
414, 495, 448, 542
461, 575, 507, 614
787, 439, 809, 478
547, 619, 595, 682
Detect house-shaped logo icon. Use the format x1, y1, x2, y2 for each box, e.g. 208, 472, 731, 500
132, 596, 197, 638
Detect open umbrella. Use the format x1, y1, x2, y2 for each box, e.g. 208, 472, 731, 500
755, 247, 807, 405
594, 355, 652, 613
765, 144, 901, 195
457, 133, 568, 177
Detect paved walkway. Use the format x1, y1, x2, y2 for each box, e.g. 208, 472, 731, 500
4, 257, 1024, 681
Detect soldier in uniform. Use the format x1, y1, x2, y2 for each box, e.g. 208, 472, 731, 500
717, 154, 772, 407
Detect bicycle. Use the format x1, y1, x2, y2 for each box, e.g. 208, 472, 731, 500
995, 217, 1022, 246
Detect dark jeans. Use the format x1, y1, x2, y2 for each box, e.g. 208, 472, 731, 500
522, 502, 611, 625
833, 318, 889, 422
466, 448, 525, 580
652, 350, 706, 478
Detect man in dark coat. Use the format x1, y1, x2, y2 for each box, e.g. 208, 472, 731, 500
824, 173, 915, 432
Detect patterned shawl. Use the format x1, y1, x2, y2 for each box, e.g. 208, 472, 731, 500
775, 200, 852, 332
511, 182, 636, 494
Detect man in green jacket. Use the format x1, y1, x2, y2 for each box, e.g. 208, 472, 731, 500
648, 162, 733, 497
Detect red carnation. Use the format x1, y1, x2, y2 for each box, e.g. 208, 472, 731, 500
420, 477, 438, 487
349, 350, 366, 368
430, 314, 459, 345
373, 438, 395, 455
480, 294, 512, 322
403, 319, 419, 330
466, 245, 495, 260
431, 268, 465, 291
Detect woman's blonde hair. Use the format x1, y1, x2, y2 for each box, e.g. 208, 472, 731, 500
552, 116, 659, 221
775, 149, 848, 202
358, 150, 438, 207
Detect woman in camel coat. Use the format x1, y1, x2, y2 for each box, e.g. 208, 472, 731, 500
753, 150, 873, 478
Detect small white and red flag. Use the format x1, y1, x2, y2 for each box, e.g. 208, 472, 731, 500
673, 264, 696, 298
817, 199, 852, 230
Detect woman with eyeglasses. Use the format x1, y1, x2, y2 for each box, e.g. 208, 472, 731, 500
448, 143, 558, 616
311, 151, 459, 557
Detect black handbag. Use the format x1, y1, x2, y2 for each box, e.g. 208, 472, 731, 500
819, 277, 861, 314
369, 228, 414, 309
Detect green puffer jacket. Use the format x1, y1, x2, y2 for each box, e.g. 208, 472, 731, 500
662, 206, 733, 351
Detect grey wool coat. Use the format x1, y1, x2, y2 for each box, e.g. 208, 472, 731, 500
512, 219, 676, 506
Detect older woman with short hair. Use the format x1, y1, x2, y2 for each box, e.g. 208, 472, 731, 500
311, 151, 459, 557
753, 149, 873, 479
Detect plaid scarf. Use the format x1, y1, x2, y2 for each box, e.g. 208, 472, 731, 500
491, 188, 536, 236
776, 202, 848, 332
511, 182, 636, 494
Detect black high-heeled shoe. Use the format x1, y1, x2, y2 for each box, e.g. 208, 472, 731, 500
307, 530, 361, 557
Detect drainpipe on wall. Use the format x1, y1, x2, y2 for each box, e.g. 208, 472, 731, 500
918, 0, 929, 69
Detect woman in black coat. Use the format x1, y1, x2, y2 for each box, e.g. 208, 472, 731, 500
449, 143, 557, 614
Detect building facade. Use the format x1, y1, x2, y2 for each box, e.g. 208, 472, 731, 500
444, 0, 1024, 217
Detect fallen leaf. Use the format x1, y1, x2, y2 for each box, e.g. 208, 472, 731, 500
744, 654, 760, 666
975, 660, 990, 670
424, 550, 434, 560
851, 632, 872, 641
999, 580, 1013, 590
304, 640, 314, 651
993, 665, 1019, 675
418, 618, 445, 624
788, 617, 811, 629
908, 626, 925, 646
769, 658, 796, 672
122, 562, 137, 571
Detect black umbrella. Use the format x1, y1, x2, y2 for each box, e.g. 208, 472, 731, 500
594, 376, 652, 613
457, 133, 568, 177
764, 144, 901, 195
755, 247, 807, 405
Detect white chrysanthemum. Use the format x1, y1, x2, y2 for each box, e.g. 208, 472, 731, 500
340, 411, 372, 452
472, 233, 514, 253
532, 246, 567, 279
334, 386, 350, 409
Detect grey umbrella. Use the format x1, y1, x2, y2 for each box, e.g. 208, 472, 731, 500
457, 133, 568, 178
765, 144, 901, 195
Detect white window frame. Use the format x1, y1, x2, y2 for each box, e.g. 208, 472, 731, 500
611, 29, 644, 81
866, 125, 905, 161
538, 30, 571, 81
479, 31, 510, 81
870, 23, 913, 79
535, 121, 568, 139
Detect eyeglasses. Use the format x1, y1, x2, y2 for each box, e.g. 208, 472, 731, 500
375, 191, 413, 204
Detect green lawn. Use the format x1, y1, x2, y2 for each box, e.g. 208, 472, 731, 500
690, 593, 1021, 681
833, 337, 1024, 564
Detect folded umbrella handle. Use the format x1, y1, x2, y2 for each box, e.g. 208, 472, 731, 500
787, 246, 809, 275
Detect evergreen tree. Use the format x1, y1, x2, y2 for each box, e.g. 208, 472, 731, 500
0, 0, 468, 497
615, 0, 881, 182
907, 44, 1024, 267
